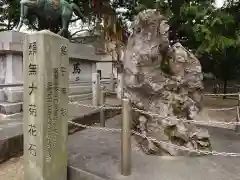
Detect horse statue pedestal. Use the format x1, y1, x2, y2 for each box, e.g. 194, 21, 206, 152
0, 31, 24, 121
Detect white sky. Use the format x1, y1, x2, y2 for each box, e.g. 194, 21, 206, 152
215, 0, 224, 7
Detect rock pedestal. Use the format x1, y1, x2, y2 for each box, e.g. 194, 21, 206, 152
123, 9, 211, 156
23, 30, 69, 180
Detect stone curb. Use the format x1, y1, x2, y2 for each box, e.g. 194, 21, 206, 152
67, 166, 109, 180
0, 108, 121, 164
0, 134, 23, 164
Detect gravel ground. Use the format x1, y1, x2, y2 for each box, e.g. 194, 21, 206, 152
0, 157, 23, 180
0, 96, 238, 179
196, 96, 239, 129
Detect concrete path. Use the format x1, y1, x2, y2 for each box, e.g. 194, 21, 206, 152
0, 156, 23, 180
0, 97, 121, 163
68, 115, 240, 180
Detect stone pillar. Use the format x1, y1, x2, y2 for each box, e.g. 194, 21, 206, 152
92, 62, 97, 74
92, 72, 100, 106
117, 73, 124, 100
110, 73, 115, 92
23, 30, 69, 180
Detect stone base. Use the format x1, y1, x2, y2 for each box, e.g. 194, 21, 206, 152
69, 94, 92, 102
69, 85, 92, 95
0, 102, 22, 115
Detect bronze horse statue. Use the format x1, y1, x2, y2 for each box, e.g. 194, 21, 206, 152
16, 0, 85, 37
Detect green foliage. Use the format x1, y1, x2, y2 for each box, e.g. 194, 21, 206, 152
117, 0, 240, 88
0, 0, 240, 87
0, 0, 20, 31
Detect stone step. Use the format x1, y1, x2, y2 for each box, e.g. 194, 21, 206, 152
0, 85, 92, 103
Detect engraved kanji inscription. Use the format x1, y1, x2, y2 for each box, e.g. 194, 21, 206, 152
60, 108, 67, 117
61, 88, 67, 94
29, 63, 37, 75
54, 99, 59, 104
72, 62, 81, 74
60, 67, 66, 76
53, 68, 59, 79
28, 42, 37, 55
29, 104, 37, 117
28, 124, 37, 136
28, 143, 37, 156
29, 82, 37, 95
54, 87, 59, 93
60, 45, 67, 55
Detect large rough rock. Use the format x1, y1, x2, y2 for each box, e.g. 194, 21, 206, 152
123, 9, 211, 156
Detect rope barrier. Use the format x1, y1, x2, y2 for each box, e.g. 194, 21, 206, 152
69, 100, 237, 112
132, 107, 240, 126
69, 101, 239, 126
204, 93, 239, 96
68, 121, 240, 157
69, 101, 122, 110
206, 107, 237, 111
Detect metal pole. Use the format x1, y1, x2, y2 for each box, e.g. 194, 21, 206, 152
235, 93, 240, 133
121, 99, 132, 176
92, 72, 100, 106
100, 90, 105, 127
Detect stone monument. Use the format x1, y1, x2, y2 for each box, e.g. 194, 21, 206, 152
23, 30, 68, 180
123, 9, 211, 156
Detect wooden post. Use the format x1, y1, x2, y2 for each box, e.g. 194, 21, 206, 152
92, 72, 100, 106
235, 93, 240, 133
100, 90, 105, 127
121, 99, 132, 176
23, 30, 69, 180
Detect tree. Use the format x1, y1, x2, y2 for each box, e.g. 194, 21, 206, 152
0, 0, 20, 31
119, 0, 240, 94
1, 0, 240, 92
